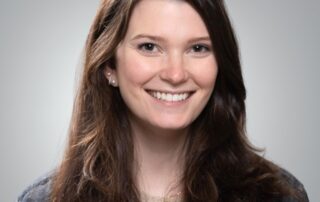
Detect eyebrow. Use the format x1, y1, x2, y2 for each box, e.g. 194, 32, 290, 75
130, 34, 211, 43
131, 34, 165, 42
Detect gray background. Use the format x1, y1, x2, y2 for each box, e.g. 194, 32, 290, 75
0, 1, 319, 201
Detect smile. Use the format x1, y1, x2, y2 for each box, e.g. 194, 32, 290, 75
147, 90, 193, 102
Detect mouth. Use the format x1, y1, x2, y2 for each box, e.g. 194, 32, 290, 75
146, 90, 194, 102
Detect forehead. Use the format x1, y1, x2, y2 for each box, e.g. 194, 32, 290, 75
124, 0, 209, 41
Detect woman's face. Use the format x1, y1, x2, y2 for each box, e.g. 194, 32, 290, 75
108, 0, 218, 132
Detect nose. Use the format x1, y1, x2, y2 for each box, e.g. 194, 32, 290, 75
159, 53, 189, 85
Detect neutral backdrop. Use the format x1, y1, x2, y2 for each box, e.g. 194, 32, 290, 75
0, 1, 319, 201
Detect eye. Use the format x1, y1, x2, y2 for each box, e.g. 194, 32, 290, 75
137, 43, 160, 53
190, 44, 210, 53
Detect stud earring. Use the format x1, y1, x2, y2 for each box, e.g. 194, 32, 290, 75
106, 72, 112, 81
111, 79, 117, 86
106, 72, 117, 87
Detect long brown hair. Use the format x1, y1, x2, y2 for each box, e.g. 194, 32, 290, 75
52, 0, 301, 201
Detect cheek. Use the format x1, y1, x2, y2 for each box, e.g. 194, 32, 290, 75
191, 59, 218, 89
117, 52, 158, 85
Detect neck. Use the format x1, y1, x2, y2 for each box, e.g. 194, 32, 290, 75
130, 118, 187, 197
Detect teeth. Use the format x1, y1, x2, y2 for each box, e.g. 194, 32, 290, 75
150, 91, 190, 102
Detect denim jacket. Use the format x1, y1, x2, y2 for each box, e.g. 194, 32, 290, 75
18, 169, 309, 202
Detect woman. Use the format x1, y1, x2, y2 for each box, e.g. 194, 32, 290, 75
19, 0, 308, 201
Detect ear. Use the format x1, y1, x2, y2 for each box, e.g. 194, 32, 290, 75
104, 67, 118, 87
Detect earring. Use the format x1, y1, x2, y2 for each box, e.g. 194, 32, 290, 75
111, 79, 116, 85
106, 72, 117, 87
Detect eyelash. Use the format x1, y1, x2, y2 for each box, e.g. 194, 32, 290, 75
190, 44, 211, 53
136, 42, 211, 56
137, 43, 159, 53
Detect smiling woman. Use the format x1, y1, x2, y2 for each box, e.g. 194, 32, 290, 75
18, 0, 308, 202
109, 0, 218, 132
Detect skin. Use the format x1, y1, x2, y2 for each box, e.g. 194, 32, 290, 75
105, 0, 218, 198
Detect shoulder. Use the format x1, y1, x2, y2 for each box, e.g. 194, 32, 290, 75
18, 171, 54, 202
277, 168, 309, 202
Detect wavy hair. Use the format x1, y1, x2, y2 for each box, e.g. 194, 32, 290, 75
51, 0, 300, 201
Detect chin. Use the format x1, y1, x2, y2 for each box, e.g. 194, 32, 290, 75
153, 121, 190, 132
